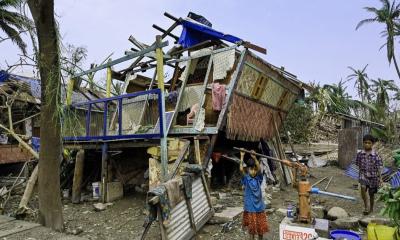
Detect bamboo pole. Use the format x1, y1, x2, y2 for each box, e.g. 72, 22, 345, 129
324, 176, 333, 191
311, 177, 328, 188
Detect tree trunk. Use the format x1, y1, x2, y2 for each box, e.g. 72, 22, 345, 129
392, 54, 400, 81
27, 0, 63, 231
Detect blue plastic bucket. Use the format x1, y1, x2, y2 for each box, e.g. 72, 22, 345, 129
330, 230, 361, 240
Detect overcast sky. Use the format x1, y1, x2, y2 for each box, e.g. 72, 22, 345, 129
0, 0, 398, 97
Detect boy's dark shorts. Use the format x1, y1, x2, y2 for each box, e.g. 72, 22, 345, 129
360, 183, 378, 194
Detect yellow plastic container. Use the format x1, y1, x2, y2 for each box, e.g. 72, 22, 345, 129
367, 223, 396, 240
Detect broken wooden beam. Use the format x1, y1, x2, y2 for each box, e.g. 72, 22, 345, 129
128, 35, 148, 50
152, 24, 179, 41
168, 140, 190, 180
18, 165, 38, 211
243, 41, 267, 55
164, 12, 179, 22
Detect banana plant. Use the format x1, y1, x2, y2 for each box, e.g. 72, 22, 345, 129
378, 184, 400, 239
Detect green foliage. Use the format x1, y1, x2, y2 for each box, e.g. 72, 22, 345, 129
372, 116, 400, 143
0, 0, 33, 55
370, 78, 399, 121
378, 184, 400, 228
347, 65, 371, 102
281, 101, 314, 143
61, 107, 85, 137
357, 0, 400, 79
308, 80, 362, 115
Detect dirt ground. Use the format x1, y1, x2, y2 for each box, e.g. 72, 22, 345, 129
2, 165, 385, 240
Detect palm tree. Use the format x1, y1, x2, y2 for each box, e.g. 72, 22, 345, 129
324, 81, 357, 114
309, 81, 360, 115
347, 65, 371, 102
372, 78, 398, 105
0, 0, 32, 54
370, 78, 399, 120
356, 0, 400, 80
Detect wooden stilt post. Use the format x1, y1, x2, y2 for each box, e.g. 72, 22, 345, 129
106, 60, 112, 98
101, 143, 108, 203
155, 35, 168, 182
72, 149, 85, 203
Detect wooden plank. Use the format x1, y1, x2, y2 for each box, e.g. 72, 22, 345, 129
338, 128, 360, 169
63, 140, 159, 150
194, 138, 201, 165
72, 149, 85, 203
194, 54, 214, 127
169, 62, 181, 91
216, 49, 247, 130
243, 41, 267, 54
169, 59, 192, 127
168, 140, 190, 180
101, 143, 108, 203
0, 220, 40, 237
169, 126, 218, 135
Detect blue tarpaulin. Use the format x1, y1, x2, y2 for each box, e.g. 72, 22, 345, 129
31, 137, 40, 153
0, 70, 9, 83
178, 20, 242, 48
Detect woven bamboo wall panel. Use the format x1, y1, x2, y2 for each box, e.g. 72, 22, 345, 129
227, 93, 277, 141
245, 53, 301, 95
281, 93, 297, 111
260, 80, 284, 107
236, 65, 259, 96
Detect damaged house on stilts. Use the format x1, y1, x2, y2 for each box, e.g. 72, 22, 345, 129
59, 12, 306, 240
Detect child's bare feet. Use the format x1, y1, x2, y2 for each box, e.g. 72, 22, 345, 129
363, 209, 369, 215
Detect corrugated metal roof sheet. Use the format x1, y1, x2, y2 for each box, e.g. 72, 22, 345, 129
8, 73, 41, 99
345, 162, 400, 188
0, 71, 101, 104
